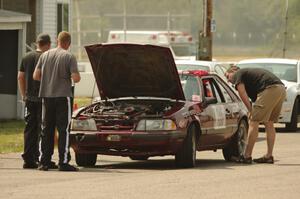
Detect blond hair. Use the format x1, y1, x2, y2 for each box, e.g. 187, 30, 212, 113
226, 65, 240, 73
57, 31, 71, 45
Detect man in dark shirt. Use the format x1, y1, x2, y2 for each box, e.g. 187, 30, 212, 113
226, 66, 286, 164
18, 33, 51, 169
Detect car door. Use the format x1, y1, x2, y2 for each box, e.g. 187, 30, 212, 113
198, 76, 230, 147
214, 76, 240, 138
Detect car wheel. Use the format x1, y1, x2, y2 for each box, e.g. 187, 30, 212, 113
129, 156, 149, 161
175, 124, 197, 168
222, 119, 248, 161
75, 153, 97, 167
285, 98, 299, 132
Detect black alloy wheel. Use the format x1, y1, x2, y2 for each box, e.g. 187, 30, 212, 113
223, 119, 248, 161
175, 124, 197, 168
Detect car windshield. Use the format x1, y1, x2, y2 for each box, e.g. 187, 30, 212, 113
176, 64, 210, 71
237, 63, 297, 82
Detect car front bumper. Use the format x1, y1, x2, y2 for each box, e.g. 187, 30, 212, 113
70, 130, 186, 157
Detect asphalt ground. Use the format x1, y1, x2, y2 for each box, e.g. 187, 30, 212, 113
1, 128, 300, 199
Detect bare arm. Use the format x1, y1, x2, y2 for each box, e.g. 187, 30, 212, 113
33, 67, 41, 81
17, 71, 26, 100
236, 83, 252, 112
71, 72, 81, 83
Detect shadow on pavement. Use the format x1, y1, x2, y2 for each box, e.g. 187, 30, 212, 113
79, 157, 250, 172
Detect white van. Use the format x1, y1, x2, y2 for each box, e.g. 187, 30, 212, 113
107, 30, 196, 60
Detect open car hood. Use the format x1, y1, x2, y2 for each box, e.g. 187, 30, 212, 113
85, 43, 185, 100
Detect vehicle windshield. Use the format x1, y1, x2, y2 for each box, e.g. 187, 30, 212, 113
237, 63, 297, 82
176, 64, 210, 71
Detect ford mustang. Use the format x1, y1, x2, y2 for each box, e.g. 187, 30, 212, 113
70, 44, 248, 168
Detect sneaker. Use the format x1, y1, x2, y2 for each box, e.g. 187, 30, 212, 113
48, 161, 58, 169
253, 156, 274, 164
38, 164, 49, 171
23, 162, 38, 169
59, 164, 79, 172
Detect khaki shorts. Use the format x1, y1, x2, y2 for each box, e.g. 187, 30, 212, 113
250, 84, 286, 122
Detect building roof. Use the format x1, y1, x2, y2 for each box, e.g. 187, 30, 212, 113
0, 9, 31, 23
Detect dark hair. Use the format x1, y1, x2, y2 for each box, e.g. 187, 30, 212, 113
36, 33, 51, 46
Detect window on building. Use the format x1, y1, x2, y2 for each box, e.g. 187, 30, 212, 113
57, 3, 69, 34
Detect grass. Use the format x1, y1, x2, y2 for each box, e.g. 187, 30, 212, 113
74, 97, 93, 108
0, 120, 24, 153
0, 98, 92, 154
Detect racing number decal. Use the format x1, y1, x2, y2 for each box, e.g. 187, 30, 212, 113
212, 105, 226, 129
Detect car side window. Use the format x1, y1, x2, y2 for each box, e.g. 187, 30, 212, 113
214, 65, 227, 79
202, 77, 223, 103
215, 80, 233, 103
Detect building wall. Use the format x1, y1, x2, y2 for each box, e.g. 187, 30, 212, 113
37, 0, 71, 46
0, 0, 36, 47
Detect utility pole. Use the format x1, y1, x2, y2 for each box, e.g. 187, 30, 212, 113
123, 0, 127, 41
198, 0, 213, 61
282, 0, 289, 58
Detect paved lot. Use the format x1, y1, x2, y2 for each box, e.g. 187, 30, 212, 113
1, 129, 300, 199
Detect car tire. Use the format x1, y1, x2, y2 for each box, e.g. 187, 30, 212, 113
285, 98, 299, 132
129, 156, 149, 161
75, 153, 97, 167
222, 119, 248, 161
175, 124, 197, 168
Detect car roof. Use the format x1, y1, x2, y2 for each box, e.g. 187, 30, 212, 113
238, 58, 299, 65
175, 60, 218, 67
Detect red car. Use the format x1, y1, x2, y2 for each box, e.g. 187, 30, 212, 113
70, 44, 248, 168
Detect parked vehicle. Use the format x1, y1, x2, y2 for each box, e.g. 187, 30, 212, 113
175, 60, 228, 80
107, 30, 196, 60
237, 58, 300, 131
70, 44, 248, 168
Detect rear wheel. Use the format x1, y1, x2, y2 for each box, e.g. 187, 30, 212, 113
129, 156, 149, 161
285, 98, 299, 132
175, 124, 197, 168
75, 153, 97, 167
223, 119, 248, 161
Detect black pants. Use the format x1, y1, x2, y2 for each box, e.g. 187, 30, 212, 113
40, 97, 72, 165
22, 100, 41, 163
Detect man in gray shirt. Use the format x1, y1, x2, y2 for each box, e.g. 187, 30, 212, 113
33, 31, 81, 171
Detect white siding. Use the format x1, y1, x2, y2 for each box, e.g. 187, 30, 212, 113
42, 0, 57, 46
36, 0, 71, 46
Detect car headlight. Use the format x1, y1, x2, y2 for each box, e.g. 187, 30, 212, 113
136, 119, 177, 131
71, 119, 97, 131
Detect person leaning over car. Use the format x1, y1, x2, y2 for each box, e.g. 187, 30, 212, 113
225, 65, 286, 164
17, 33, 55, 169
33, 31, 81, 172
